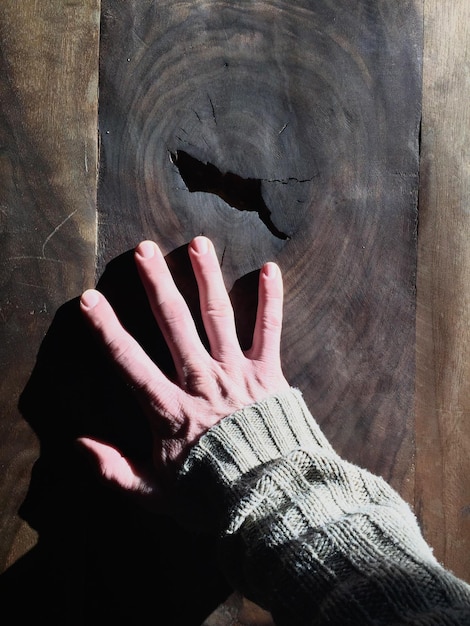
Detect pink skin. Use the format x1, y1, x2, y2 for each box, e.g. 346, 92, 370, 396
78, 236, 289, 500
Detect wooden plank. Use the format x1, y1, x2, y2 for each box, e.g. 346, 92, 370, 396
0, 0, 99, 573
416, 0, 470, 583
97, 1, 422, 623
2, 0, 469, 619
98, 0, 421, 486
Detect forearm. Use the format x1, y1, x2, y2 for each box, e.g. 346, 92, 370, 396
176, 389, 470, 625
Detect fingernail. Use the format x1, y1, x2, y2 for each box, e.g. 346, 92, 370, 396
263, 262, 278, 278
191, 236, 209, 254
81, 289, 100, 309
136, 240, 156, 259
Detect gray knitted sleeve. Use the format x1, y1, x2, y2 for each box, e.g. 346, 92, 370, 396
175, 389, 470, 625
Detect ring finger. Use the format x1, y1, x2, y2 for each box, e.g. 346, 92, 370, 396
188, 236, 241, 362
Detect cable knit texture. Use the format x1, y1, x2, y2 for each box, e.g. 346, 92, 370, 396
176, 389, 470, 625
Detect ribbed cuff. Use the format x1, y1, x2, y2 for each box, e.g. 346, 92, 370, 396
172, 388, 334, 532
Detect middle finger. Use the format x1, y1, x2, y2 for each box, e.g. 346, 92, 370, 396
135, 240, 208, 372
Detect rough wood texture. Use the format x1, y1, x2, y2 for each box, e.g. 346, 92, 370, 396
8, 0, 470, 624
0, 0, 99, 596
96, 3, 421, 621
98, 0, 421, 482
416, 0, 470, 583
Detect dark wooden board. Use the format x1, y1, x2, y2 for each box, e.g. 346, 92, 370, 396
0, 1, 424, 624
96, 2, 422, 622
98, 0, 421, 484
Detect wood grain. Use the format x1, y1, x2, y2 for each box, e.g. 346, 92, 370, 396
416, 0, 470, 583
0, 0, 99, 571
97, 2, 421, 622
98, 0, 421, 484
0, 1, 430, 624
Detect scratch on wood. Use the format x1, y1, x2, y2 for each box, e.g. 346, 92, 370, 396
208, 94, 217, 124
17, 282, 46, 289
278, 122, 289, 135
131, 27, 150, 50
41, 209, 78, 257
8, 256, 63, 263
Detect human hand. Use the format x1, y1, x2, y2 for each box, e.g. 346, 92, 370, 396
78, 236, 288, 500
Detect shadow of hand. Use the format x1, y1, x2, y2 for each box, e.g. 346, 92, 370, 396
0, 245, 246, 625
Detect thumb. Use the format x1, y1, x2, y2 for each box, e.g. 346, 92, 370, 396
76, 437, 162, 504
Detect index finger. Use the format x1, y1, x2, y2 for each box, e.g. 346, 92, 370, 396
80, 289, 181, 416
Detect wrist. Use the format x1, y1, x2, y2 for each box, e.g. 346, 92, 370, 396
171, 388, 334, 531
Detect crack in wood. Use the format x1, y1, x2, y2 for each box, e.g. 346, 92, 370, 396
170, 150, 290, 240
208, 94, 217, 124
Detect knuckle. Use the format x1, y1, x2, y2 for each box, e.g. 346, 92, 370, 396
205, 297, 233, 320
182, 364, 210, 392
104, 335, 137, 364
159, 298, 188, 326
260, 312, 282, 334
